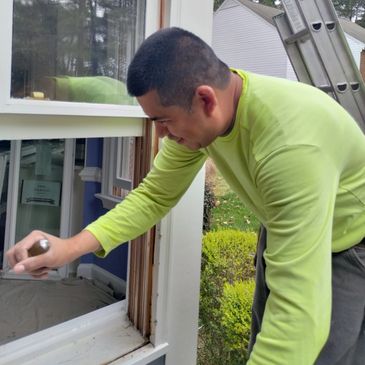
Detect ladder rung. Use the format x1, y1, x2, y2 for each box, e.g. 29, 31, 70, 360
275, 0, 365, 131
284, 28, 310, 44
318, 85, 333, 93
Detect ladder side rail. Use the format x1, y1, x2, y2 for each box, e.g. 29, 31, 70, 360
279, 0, 365, 131
278, 2, 338, 91
274, 14, 314, 85
298, 0, 365, 128
317, 0, 365, 126
316, 0, 365, 91
274, 14, 336, 97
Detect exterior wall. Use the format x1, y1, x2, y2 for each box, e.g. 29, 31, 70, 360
213, 0, 293, 78
286, 58, 298, 81
345, 33, 365, 69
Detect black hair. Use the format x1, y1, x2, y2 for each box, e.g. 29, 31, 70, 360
127, 27, 231, 109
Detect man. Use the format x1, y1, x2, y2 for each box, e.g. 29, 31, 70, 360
6, 27, 365, 364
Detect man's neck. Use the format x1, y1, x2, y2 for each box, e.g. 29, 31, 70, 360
220, 71, 243, 136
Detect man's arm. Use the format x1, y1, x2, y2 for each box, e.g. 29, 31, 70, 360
86, 138, 207, 257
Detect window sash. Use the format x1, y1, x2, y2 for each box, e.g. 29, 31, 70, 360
0, 0, 160, 118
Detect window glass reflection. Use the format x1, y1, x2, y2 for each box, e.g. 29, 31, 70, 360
15, 140, 65, 241
11, 0, 146, 105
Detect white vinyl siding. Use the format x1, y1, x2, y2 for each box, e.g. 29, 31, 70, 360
345, 34, 365, 69
286, 59, 298, 81
213, 0, 289, 78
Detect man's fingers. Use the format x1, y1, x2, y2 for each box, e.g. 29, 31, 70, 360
13, 255, 51, 274
29, 267, 51, 278
5, 249, 17, 268
13, 263, 26, 274
5, 230, 48, 269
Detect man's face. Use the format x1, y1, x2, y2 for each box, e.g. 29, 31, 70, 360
137, 89, 220, 151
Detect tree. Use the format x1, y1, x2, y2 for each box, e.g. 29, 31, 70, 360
332, 0, 365, 21
256, 0, 278, 6
214, 0, 225, 11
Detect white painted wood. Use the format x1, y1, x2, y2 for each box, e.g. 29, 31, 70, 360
1, 99, 145, 118
58, 139, 76, 278
150, 169, 205, 365
0, 155, 7, 198
145, 0, 161, 38
0, 1, 12, 110
2, 142, 21, 271
169, 0, 213, 43
79, 167, 102, 183
109, 343, 168, 365
0, 115, 144, 140
0, 301, 147, 365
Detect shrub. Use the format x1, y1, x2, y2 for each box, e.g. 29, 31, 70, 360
220, 280, 256, 363
198, 230, 257, 365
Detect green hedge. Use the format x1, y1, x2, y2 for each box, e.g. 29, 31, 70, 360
198, 230, 257, 365
220, 279, 255, 362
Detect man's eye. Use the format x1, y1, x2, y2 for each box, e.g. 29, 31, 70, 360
156, 119, 169, 125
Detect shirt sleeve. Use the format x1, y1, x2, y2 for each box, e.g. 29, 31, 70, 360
85, 138, 207, 257
248, 144, 339, 365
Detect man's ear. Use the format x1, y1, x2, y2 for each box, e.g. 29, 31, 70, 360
194, 85, 217, 116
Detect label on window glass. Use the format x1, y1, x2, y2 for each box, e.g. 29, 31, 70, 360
21, 180, 61, 207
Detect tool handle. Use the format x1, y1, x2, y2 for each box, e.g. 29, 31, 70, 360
28, 239, 50, 257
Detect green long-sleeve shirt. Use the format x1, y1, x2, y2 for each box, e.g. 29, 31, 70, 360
86, 70, 365, 364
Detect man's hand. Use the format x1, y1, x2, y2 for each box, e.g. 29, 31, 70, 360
5, 229, 102, 279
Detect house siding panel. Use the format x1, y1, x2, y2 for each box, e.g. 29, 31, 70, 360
213, 0, 288, 78
345, 34, 365, 69
286, 59, 297, 81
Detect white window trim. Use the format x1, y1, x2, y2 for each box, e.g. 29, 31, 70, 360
96, 137, 134, 209
113, 138, 133, 191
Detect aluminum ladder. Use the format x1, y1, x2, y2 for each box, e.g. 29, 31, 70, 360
273, 0, 365, 132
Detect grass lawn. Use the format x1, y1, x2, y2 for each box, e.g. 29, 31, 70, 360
211, 191, 260, 232
206, 158, 260, 233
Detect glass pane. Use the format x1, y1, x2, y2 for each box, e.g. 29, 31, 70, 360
11, 0, 146, 105
0, 141, 11, 269
15, 140, 65, 242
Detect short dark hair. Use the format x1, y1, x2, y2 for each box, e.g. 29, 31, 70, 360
127, 27, 231, 109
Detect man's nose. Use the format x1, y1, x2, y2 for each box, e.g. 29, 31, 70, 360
154, 122, 168, 138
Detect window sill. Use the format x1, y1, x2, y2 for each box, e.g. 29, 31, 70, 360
0, 300, 164, 365
95, 193, 122, 210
